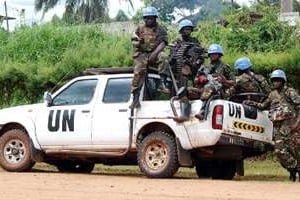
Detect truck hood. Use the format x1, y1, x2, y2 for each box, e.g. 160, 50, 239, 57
0, 103, 44, 118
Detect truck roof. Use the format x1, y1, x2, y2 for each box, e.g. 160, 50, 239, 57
83, 67, 133, 75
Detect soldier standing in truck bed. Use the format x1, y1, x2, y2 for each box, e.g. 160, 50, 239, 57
194, 43, 235, 120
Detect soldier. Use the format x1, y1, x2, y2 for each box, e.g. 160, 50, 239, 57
130, 6, 170, 109
234, 57, 271, 102
235, 57, 270, 94
172, 19, 205, 88
194, 44, 235, 120
171, 19, 205, 123
244, 69, 300, 181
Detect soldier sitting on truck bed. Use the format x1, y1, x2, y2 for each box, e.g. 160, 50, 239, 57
194, 44, 235, 120
130, 6, 170, 109
231, 57, 271, 103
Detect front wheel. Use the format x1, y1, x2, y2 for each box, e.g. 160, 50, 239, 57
137, 131, 179, 178
0, 129, 35, 172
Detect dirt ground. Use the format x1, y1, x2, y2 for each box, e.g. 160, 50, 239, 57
0, 170, 299, 200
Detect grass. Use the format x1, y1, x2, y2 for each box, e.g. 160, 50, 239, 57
29, 159, 289, 182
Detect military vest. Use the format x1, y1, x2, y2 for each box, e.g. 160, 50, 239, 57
136, 25, 162, 52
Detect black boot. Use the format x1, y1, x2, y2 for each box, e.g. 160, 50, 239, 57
195, 101, 207, 120
173, 101, 191, 123
129, 90, 141, 109
288, 168, 297, 182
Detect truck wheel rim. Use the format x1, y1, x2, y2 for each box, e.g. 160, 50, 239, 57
145, 141, 168, 170
3, 139, 25, 164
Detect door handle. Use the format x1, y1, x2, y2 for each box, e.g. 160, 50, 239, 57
119, 109, 128, 112
81, 110, 90, 113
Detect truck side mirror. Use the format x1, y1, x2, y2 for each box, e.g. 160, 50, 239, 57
43, 91, 53, 107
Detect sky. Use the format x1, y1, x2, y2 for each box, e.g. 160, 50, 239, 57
0, 0, 251, 31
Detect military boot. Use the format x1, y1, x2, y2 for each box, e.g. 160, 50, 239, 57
288, 168, 297, 182
195, 101, 207, 120
129, 90, 141, 109
173, 101, 191, 123
157, 75, 170, 94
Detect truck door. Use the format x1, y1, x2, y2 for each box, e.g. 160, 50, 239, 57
92, 77, 131, 147
35, 79, 98, 146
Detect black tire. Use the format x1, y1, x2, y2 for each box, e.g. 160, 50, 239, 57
0, 129, 35, 172
211, 160, 236, 180
137, 131, 179, 178
195, 160, 213, 178
56, 161, 94, 173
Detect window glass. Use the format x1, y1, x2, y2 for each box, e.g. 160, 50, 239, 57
52, 79, 98, 106
103, 78, 131, 103
143, 77, 171, 101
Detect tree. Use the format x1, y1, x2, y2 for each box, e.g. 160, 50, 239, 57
115, 10, 129, 21
144, 0, 239, 23
35, 0, 109, 23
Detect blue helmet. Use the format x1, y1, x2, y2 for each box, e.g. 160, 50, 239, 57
207, 44, 224, 55
270, 69, 287, 81
143, 6, 158, 17
178, 19, 194, 32
234, 57, 252, 70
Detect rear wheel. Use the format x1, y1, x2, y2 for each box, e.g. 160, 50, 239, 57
195, 160, 236, 180
211, 161, 236, 180
195, 160, 214, 178
0, 129, 35, 172
56, 161, 94, 173
137, 131, 179, 178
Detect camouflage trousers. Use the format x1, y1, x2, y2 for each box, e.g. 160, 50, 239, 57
200, 85, 217, 101
273, 119, 299, 169
131, 51, 170, 92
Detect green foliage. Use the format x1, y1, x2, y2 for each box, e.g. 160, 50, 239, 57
114, 10, 129, 22
0, 23, 133, 106
193, 6, 298, 53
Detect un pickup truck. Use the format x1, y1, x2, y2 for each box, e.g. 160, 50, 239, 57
0, 68, 273, 179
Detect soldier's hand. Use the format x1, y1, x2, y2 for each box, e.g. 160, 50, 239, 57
243, 100, 256, 106
216, 75, 226, 84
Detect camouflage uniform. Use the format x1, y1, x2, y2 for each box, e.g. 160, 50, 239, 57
173, 36, 205, 86
131, 24, 169, 92
198, 61, 235, 101
247, 86, 300, 169
235, 72, 271, 94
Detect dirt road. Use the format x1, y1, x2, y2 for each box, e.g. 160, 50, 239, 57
0, 170, 299, 200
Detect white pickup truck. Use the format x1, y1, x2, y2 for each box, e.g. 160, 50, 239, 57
0, 68, 273, 179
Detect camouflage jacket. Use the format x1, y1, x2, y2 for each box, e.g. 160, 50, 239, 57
134, 23, 168, 53
235, 72, 271, 94
198, 61, 235, 83
254, 86, 300, 121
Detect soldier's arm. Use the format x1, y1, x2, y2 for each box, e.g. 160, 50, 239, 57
244, 95, 271, 110
258, 75, 271, 94
286, 88, 300, 131
149, 26, 168, 63
220, 65, 236, 87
